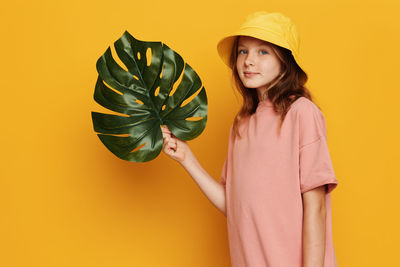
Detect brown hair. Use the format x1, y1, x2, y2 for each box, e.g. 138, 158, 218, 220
229, 36, 320, 140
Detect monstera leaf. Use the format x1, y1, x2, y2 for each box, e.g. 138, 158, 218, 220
91, 31, 207, 162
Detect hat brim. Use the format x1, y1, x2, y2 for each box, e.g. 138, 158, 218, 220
217, 29, 303, 70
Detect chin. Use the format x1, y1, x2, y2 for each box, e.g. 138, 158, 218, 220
243, 81, 263, 88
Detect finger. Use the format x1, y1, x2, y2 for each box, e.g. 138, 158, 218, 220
170, 142, 177, 149
167, 145, 175, 154
168, 140, 176, 148
162, 132, 171, 138
162, 130, 171, 138
164, 144, 174, 154
162, 139, 168, 148
162, 125, 171, 133
168, 142, 177, 150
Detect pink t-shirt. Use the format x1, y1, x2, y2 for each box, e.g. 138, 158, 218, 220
220, 96, 338, 267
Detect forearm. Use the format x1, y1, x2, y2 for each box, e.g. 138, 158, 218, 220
180, 151, 226, 216
302, 204, 326, 267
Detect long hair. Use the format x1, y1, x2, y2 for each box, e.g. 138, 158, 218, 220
229, 36, 320, 140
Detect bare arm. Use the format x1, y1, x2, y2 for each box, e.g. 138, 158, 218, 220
180, 150, 226, 216
302, 185, 327, 267
161, 125, 226, 216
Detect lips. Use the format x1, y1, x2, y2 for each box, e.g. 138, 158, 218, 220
244, 71, 259, 78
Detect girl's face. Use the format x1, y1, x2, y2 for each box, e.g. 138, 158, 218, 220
236, 36, 282, 98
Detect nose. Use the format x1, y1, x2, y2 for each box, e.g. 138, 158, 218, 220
244, 51, 256, 66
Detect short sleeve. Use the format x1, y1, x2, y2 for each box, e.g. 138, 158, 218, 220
297, 99, 338, 194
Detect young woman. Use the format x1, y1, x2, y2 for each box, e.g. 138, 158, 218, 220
161, 11, 338, 267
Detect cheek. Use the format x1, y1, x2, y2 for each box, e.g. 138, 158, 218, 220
236, 57, 243, 70
262, 61, 280, 75
272, 58, 282, 73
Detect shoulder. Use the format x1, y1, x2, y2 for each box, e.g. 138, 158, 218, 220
289, 97, 321, 115
288, 97, 328, 146
288, 97, 325, 123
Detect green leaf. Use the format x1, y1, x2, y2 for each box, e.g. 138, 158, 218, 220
91, 31, 208, 162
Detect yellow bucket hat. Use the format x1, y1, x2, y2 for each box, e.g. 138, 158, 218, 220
217, 11, 302, 70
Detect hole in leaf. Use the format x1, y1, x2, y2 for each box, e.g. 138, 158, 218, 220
133, 75, 139, 80
154, 86, 160, 96
136, 99, 144, 105
93, 107, 129, 118
169, 66, 185, 96
108, 133, 131, 137
97, 133, 132, 138
130, 142, 146, 153
146, 47, 152, 67
185, 117, 203, 121
180, 85, 203, 107
137, 52, 141, 60
111, 44, 128, 71
103, 81, 123, 95
159, 65, 164, 79
162, 105, 166, 111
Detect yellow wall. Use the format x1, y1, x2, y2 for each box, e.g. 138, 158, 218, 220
1, 0, 399, 266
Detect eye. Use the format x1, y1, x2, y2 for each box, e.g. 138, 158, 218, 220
238, 49, 247, 55
260, 50, 268, 55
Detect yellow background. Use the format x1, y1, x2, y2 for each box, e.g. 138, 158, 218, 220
1, 0, 399, 266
